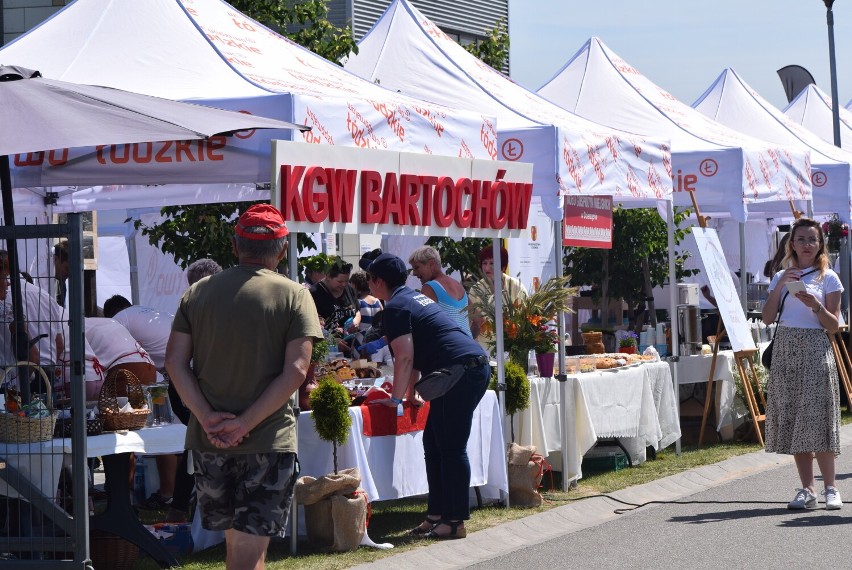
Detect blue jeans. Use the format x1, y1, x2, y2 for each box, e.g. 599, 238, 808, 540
423, 363, 490, 521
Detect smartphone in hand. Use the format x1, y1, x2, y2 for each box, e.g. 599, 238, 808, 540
785, 281, 806, 295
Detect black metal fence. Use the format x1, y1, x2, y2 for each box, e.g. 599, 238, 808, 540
0, 213, 90, 568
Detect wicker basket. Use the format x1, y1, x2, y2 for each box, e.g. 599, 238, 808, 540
0, 363, 57, 443
99, 369, 150, 432
90, 531, 139, 570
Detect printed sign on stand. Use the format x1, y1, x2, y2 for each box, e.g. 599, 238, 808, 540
689, 227, 756, 352
562, 195, 613, 249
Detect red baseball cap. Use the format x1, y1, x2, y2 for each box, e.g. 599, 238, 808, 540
235, 204, 289, 240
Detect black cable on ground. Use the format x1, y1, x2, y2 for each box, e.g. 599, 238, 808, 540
540, 492, 787, 515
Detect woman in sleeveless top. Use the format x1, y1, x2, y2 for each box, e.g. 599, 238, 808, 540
408, 246, 472, 337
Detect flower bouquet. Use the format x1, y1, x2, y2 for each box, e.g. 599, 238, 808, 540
472, 276, 575, 369
822, 213, 849, 252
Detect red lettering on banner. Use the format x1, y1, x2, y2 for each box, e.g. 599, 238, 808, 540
382, 173, 402, 224
490, 181, 509, 229
470, 180, 490, 228
419, 175, 437, 226
507, 183, 533, 229
454, 178, 473, 228
432, 177, 455, 227
133, 143, 153, 163
360, 171, 383, 223
175, 141, 194, 162
155, 142, 174, 163
111, 144, 131, 164
47, 149, 68, 167
281, 165, 307, 221
329, 169, 357, 222
279, 163, 533, 231
303, 166, 329, 223
14, 152, 44, 167
399, 174, 421, 226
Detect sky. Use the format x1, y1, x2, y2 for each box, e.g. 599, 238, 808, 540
509, 1, 852, 112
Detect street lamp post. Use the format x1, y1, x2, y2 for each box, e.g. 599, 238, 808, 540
823, 1, 850, 316
824, 0, 842, 147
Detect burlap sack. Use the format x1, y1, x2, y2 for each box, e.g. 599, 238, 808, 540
295, 468, 367, 552
507, 443, 544, 507
303, 491, 368, 552
294, 467, 361, 505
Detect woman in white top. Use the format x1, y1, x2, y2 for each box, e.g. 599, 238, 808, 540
762, 217, 843, 511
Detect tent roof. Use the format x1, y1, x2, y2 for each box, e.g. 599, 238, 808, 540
694, 68, 851, 221
344, 0, 673, 216
786, 84, 852, 152
536, 37, 813, 219
0, 0, 490, 157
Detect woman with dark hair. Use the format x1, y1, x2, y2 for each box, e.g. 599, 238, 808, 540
310, 256, 357, 353
468, 245, 527, 353
763, 233, 790, 280
761, 217, 843, 510
366, 253, 489, 540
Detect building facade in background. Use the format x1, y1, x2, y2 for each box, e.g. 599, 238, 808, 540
2, 0, 67, 46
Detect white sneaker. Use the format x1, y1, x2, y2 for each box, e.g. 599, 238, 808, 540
788, 488, 818, 510
824, 487, 843, 510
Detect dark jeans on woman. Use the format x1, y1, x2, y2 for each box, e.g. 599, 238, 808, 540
423, 362, 490, 521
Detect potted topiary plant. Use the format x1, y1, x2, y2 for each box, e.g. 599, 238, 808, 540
308, 373, 351, 474
490, 359, 530, 442
296, 374, 367, 552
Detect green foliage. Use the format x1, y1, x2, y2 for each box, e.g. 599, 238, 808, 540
132, 203, 316, 270
463, 17, 509, 70
309, 374, 352, 473
426, 237, 491, 287
563, 207, 697, 321
490, 359, 530, 416
470, 276, 576, 357
135, 0, 356, 270
229, 0, 357, 62
310, 338, 330, 364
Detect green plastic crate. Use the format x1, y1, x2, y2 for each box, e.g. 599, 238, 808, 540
581, 446, 629, 474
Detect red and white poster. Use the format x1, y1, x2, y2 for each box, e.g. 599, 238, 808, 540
562, 195, 613, 249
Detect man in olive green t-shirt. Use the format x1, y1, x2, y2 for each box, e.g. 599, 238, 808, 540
166, 204, 322, 570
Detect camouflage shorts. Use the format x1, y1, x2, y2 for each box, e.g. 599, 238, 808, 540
192, 451, 297, 536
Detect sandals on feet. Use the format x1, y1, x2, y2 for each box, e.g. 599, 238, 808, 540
424, 520, 466, 539
409, 515, 441, 536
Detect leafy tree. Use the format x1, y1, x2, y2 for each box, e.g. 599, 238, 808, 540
564, 207, 697, 330
463, 17, 509, 71
229, 0, 357, 61
309, 374, 352, 474
135, 0, 356, 270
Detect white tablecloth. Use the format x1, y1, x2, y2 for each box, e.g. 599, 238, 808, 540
672, 351, 748, 435
0, 422, 186, 499
298, 390, 507, 502
511, 375, 597, 483
513, 361, 680, 478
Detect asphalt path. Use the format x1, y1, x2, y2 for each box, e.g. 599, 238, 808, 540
357, 425, 852, 570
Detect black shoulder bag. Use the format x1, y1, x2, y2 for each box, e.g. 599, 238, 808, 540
761, 291, 787, 370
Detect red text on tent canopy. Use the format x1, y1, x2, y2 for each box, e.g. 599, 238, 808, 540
272, 141, 534, 238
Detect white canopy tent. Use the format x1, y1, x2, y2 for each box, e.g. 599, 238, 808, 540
344, 0, 679, 479
0, 0, 494, 212
693, 68, 852, 224
788, 85, 852, 153
537, 37, 813, 222
344, 0, 673, 223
